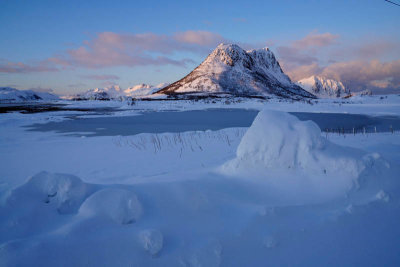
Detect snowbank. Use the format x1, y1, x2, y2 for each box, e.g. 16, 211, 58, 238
221, 110, 384, 200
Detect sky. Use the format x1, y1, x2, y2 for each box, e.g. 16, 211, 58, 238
0, 0, 399, 95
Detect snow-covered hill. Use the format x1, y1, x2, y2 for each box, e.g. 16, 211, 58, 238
0, 87, 59, 102
297, 76, 350, 98
157, 43, 315, 99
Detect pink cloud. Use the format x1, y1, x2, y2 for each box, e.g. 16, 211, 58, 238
0, 61, 58, 73
0, 30, 223, 72
81, 74, 120, 80
293, 32, 339, 49
174, 31, 225, 46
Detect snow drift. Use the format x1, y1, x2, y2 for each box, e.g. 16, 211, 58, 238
221, 110, 385, 200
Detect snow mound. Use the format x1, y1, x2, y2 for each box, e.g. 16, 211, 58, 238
220, 110, 383, 199
6, 172, 92, 214
79, 188, 142, 224
139, 229, 163, 256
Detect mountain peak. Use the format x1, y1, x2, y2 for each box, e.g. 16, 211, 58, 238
297, 76, 348, 98
157, 43, 315, 99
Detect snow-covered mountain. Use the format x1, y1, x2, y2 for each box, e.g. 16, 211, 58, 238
0, 87, 59, 102
70, 83, 170, 100
297, 76, 350, 98
124, 83, 169, 98
73, 85, 125, 100
157, 43, 315, 99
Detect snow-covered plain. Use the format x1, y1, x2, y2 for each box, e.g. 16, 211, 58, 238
1, 96, 400, 266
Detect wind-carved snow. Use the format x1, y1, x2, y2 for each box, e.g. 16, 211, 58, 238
158, 43, 315, 99
0, 87, 59, 102
297, 76, 349, 98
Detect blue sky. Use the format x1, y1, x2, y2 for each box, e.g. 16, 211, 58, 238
1, 0, 399, 94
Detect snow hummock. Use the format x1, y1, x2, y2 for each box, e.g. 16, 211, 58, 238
158, 43, 315, 99
5, 171, 95, 214
221, 110, 383, 200
0, 87, 59, 102
297, 76, 349, 98
79, 188, 143, 224
139, 229, 164, 256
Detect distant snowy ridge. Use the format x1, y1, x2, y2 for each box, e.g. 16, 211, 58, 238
69, 83, 169, 100
124, 83, 169, 97
0, 87, 59, 102
157, 43, 315, 99
297, 76, 350, 98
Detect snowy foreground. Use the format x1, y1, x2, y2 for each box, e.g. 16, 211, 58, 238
1, 96, 400, 266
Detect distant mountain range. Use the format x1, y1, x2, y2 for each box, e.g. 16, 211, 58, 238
0, 87, 59, 102
68, 83, 169, 100
157, 43, 315, 99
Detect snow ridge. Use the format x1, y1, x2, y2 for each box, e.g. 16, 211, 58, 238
158, 43, 315, 99
297, 76, 349, 98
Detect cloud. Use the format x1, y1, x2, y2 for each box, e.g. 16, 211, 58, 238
68, 83, 87, 88
321, 59, 400, 90
27, 87, 54, 93
0, 61, 58, 73
0, 30, 224, 72
276, 31, 400, 93
275, 31, 337, 67
285, 59, 400, 93
293, 32, 339, 49
81, 74, 120, 80
174, 30, 225, 46
57, 31, 223, 68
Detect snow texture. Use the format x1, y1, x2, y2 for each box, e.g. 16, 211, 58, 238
158, 43, 315, 99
